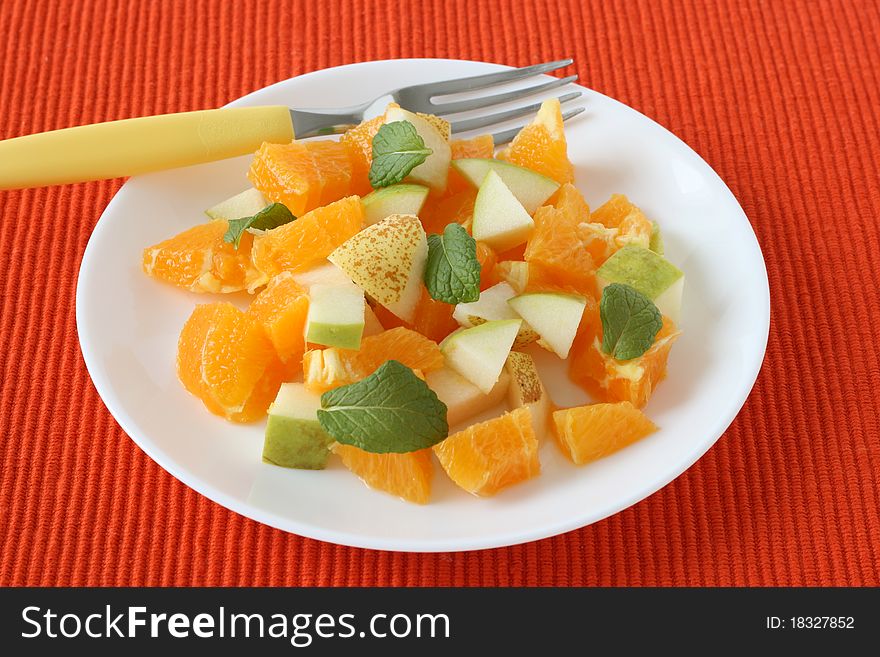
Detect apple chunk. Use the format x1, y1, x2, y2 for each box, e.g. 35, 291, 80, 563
440, 319, 521, 393
205, 187, 268, 221
263, 383, 334, 470
361, 184, 430, 225
508, 292, 587, 359
305, 282, 365, 349
328, 214, 427, 323
452, 158, 559, 213
471, 169, 535, 252
453, 282, 539, 346
596, 246, 684, 324
384, 107, 452, 192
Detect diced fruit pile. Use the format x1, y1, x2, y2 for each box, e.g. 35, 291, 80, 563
143, 98, 685, 504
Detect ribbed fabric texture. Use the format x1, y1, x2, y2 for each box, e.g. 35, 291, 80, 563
1, 0, 879, 586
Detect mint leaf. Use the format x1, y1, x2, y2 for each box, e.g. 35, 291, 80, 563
368, 121, 432, 188
223, 203, 295, 249
600, 283, 663, 360
317, 360, 448, 453
424, 223, 481, 304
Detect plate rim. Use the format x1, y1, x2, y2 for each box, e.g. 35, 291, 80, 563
76, 58, 771, 552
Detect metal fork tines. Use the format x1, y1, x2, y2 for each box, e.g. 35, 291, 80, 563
290, 59, 584, 144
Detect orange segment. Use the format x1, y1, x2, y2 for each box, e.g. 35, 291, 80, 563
488, 259, 561, 293
303, 326, 444, 393
369, 302, 409, 333
497, 98, 574, 184
356, 326, 444, 373
615, 207, 653, 249
553, 402, 658, 465
590, 193, 636, 228
433, 407, 540, 496
551, 182, 590, 220
332, 444, 433, 504
251, 196, 363, 279
177, 302, 283, 422
451, 134, 494, 160
497, 243, 527, 261
177, 304, 227, 418
248, 141, 323, 216
339, 104, 404, 195
409, 287, 460, 343
246, 272, 309, 377
475, 241, 497, 291
585, 194, 652, 252
305, 140, 353, 206
369, 288, 459, 343
577, 222, 619, 267
419, 188, 476, 235
143, 220, 264, 294
569, 315, 681, 409
525, 204, 596, 296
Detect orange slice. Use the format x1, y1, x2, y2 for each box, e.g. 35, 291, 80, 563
419, 188, 477, 235
332, 444, 433, 504
303, 326, 444, 393
248, 141, 323, 216
525, 204, 596, 297
476, 241, 497, 291
497, 98, 574, 184
251, 196, 363, 279
177, 302, 283, 422
409, 288, 460, 343
569, 314, 681, 409
433, 407, 540, 496
304, 140, 353, 206
246, 272, 309, 377
142, 220, 264, 294
370, 288, 460, 344
553, 402, 658, 465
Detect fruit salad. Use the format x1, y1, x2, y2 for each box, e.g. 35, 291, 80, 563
142, 98, 684, 504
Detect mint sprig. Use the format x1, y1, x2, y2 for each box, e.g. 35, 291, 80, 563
600, 283, 663, 360
424, 223, 481, 304
317, 360, 448, 453
368, 121, 432, 188
223, 203, 296, 249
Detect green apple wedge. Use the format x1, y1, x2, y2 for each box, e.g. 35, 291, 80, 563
453, 282, 539, 346
384, 107, 451, 192
328, 214, 427, 323
305, 281, 365, 349
471, 169, 535, 252
452, 158, 559, 214
504, 351, 552, 439
425, 367, 510, 427
205, 187, 268, 221
263, 383, 334, 469
440, 319, 521, 394
596, 245, 684, 324
508, 292, 587, 359
361, 184, 429, 225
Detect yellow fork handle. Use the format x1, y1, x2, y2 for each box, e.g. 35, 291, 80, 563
0, 105, 294, 189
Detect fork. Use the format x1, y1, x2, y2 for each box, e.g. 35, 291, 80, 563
0, 60, 583, 190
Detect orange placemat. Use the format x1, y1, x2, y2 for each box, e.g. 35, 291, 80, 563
1, 0, 878, 586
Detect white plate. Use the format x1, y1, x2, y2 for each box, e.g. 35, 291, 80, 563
77, 59, 769, 552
